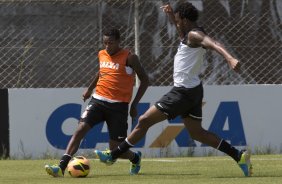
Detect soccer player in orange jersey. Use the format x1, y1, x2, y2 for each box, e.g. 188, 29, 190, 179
45, 28, 149, 177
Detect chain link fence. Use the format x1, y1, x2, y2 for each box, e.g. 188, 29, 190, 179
0, 0, 281, 88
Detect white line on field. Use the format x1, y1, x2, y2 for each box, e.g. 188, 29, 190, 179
92, 157, 282, 162
92, 159, 180, 162
143, 158, 282, 162
143, 159, 181, 162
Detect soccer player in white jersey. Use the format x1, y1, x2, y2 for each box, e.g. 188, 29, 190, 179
95, 2, 252, 177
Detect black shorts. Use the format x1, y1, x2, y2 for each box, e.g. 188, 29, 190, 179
81, 97, 128, 142
155, 83, 203, 120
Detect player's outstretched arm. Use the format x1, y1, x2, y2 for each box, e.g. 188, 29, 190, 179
160, 4, 185, 40
188, 30, 241, 72
127, 54, 149, 118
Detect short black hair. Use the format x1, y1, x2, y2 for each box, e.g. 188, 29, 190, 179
103, 28, 120, 40
174, 2, 198, 22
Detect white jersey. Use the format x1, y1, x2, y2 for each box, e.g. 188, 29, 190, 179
173, 41, 206, 88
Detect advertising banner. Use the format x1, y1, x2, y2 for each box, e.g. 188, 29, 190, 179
8, 86, 282, 158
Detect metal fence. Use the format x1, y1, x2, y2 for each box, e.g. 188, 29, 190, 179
0, 0, 281, 88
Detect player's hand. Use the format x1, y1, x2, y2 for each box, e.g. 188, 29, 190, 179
160, 4, 173, 14
82, 89, 92, 102
228, 58, 241, 73
129, 104, 138, 118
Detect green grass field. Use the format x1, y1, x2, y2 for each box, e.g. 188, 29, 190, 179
1, 155, 282, 184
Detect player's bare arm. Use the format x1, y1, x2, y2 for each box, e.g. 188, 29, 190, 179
188, 30, 240, 72
160, 4, 185, 40
82, 72, 99, 101
127, 54, 149, 117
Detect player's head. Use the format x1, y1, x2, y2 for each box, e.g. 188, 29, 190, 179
174, 2, 198, 31
103, 28, 121, 55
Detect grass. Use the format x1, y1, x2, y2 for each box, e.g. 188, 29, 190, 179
1, 155, 282, 184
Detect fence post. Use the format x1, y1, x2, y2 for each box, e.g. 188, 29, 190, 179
134, 0, 140, 87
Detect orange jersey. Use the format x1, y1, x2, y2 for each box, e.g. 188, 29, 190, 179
95, 49, 135, 103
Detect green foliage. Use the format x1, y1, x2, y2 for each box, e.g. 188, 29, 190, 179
1, 155, 282, 184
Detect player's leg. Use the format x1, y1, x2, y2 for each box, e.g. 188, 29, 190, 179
183, 116, 252, 176
45, 121, 91, 177
109, 139, 142, 175
95, 87, 184, 165
124, 87, 185, 146
127, 105, 167, 145
96, 102, 163, 174
45, 97, 104, 177
118, 106, 165, 175
60, 122, 91, 170
183, 117, 225, 149
182, 82, 249, 174
95, 105, 167, 164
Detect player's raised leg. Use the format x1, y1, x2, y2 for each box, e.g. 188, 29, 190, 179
95, 105, 166, 167
238, 150, 253, 176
